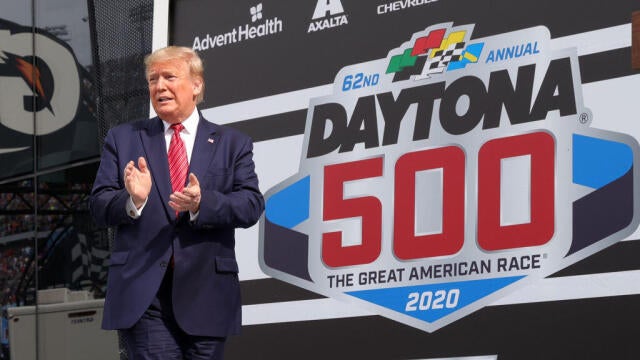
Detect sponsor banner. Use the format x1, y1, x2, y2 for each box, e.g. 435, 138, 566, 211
259, 23, 640, 332
173, 0, 635, 111
0, 18, 94, 180
192, 3, 283, 52
0, 19, 80, 135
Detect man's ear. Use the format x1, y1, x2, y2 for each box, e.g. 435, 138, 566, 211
193, 77, 203, 96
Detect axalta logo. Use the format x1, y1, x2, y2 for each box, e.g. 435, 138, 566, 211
377, 0, 439, 15
192, 3, 283, 52
308, 0, 348, 33
0, 19, 80, 136
259, 23, 640, 332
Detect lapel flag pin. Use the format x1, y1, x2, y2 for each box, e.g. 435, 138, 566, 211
208, 138, 214, 143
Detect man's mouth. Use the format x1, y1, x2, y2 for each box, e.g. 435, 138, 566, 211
157, 96, 173, 103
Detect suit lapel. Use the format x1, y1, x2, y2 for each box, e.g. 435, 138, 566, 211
140, 117, 174, 220
189, 116, 220, 179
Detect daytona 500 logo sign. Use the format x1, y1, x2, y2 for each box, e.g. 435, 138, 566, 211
258, 23, 640, 332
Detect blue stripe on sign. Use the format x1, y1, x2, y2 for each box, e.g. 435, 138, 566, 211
573, 134, 632, 189
347, 276, 524, 323
265, 176, 310, 229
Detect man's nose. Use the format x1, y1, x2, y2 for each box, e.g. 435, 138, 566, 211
155, 77, 168, 89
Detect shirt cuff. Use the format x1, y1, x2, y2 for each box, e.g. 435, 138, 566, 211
126, 196, 148, 218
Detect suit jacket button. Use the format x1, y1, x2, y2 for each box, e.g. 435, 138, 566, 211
160, 261, 168, 269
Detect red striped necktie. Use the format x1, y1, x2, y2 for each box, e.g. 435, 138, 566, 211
168, 123, 188, 195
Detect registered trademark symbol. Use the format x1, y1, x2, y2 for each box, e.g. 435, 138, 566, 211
579, 112, 589, 124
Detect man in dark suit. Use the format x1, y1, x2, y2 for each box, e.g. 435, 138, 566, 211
90, 46, 264, 359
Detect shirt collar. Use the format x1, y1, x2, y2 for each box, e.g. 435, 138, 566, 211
161, 108, 199, 135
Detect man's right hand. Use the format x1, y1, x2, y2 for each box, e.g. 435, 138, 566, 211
124, 157, 152, 209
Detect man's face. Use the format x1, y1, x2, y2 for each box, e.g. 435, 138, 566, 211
147, 58, 202, 124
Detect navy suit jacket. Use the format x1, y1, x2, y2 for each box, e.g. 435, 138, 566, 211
89, 115, 264, 337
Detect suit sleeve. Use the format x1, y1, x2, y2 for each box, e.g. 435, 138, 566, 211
89, 129, 135, 227
193, 136, 264, 229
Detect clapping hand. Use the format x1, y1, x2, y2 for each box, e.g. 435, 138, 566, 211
124, 157, 152, 209
169, 173, 201, 213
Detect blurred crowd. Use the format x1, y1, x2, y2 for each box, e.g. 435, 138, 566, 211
0, 180, 93, 305
0, 244, 32, 307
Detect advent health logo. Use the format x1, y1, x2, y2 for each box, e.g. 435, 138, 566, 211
192, 3, 283, 52
259, 23, 640, 332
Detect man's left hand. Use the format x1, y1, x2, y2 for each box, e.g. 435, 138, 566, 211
169, 173, 201, 213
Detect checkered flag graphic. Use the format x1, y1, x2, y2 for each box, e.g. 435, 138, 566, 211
71, 233, 110, 288
424, 42, 466, 76
71, 235, 89, 285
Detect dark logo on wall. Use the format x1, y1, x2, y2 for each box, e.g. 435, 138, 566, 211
0, 19, 81, 139
259, 23, 640, 332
